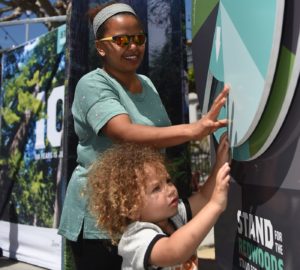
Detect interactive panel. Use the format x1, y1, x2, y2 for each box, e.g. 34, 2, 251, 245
192, 0, 300, 161
192, 1, 300, 269
232, 4, 300, 161
196, 0, 284, 154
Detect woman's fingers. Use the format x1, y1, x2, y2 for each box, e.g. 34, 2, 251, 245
207, 85, 229, 119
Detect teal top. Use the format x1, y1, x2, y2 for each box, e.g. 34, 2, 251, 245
58, 68, 171, 240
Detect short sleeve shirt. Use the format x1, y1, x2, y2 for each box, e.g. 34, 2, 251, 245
58, 68, 171, 240
118, 199, 198, 270
73, 68, 171, 167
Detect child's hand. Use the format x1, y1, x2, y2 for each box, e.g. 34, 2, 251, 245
211, 162, 231, 212
215, 133, 231, 169
192, 85, 229, 140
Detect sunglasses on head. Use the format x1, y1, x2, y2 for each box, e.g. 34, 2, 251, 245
99, 33, 147, 47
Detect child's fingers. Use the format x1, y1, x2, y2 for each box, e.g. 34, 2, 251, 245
218, 163, 231, 184
217, 136, 230, 161
219, 132, 228, 143
218, 133, 229, 147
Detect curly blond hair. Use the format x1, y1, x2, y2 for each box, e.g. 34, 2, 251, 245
88, 143, 168, 244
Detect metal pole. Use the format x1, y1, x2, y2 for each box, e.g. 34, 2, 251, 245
25, 23, 29, 42
0, 16, 67, 27
25, 11, 31, 43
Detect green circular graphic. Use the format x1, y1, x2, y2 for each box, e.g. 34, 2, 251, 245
191, 0, 300, 161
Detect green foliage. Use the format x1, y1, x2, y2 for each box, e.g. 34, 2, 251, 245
64, 240, 76, 270
17, 91, 43, 115
11, 159, 55, 227
167, 147, 192, 198
8, 150, 23, 178
0, 158, 7, 166
27, 70, 40, 87
187, 67, 194, 83
187, 67, 196, 93
1, 27, 65, 227
1, 107, 20, 125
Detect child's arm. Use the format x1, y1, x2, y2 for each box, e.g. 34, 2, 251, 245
188, 133, 230, 216
149, 162, 230, 267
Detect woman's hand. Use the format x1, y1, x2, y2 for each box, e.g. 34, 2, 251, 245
191, 85, 229, 140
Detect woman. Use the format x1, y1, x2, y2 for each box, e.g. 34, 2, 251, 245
58, 1, 229, 269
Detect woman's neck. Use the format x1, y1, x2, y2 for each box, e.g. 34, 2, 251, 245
103, 68, 142, 93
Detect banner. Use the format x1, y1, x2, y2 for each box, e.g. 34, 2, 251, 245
0, 24, 66, 269
192, 0, 300, 269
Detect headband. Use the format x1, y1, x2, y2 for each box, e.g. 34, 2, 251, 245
93, 3, 137, 37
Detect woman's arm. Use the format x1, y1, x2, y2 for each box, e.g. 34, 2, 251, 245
102, 86, 229, 148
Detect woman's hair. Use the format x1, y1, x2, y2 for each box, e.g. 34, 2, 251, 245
87, 1, 144, 40
88, 143, 168, 244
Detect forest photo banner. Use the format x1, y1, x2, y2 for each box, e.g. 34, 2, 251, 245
0, 24, 66, 270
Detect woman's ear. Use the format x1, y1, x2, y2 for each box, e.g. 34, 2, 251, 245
95, 41, 106, 57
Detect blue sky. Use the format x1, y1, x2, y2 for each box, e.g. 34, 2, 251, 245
0, 0, 192, 51
185, 0, 192, 40
0, 18, 48, 51
0, 4, 50, 51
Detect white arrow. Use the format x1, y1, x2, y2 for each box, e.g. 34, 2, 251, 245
216, 26, 221, 61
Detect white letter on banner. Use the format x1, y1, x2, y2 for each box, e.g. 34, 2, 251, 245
47, 86, 64, 147
237, 210, 243, 234
35, 91, 46, 150
264, 219, 274, 250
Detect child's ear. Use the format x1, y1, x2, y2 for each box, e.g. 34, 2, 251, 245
128, 210, 141, 221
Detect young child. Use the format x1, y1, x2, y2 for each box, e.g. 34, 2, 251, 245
88, 135, 230, 270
